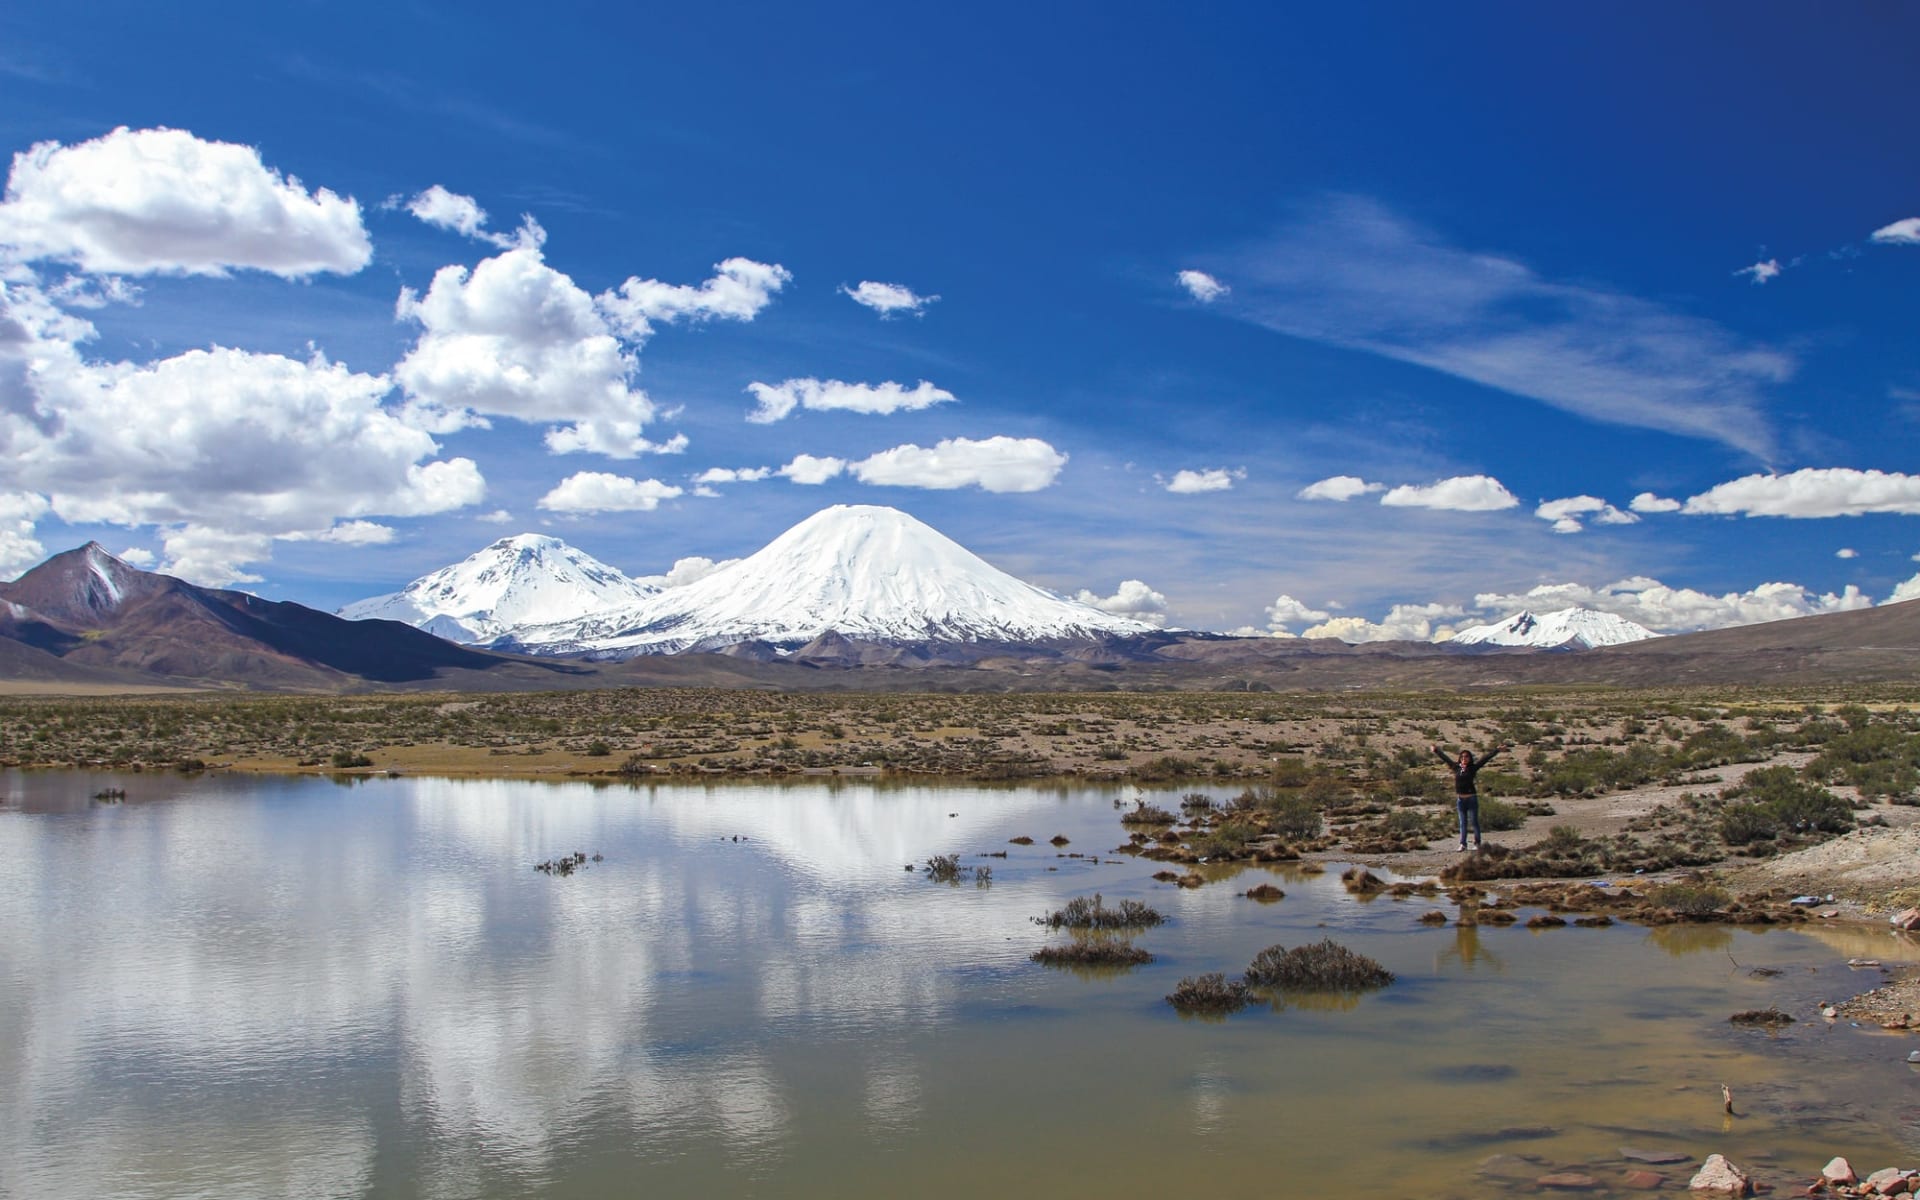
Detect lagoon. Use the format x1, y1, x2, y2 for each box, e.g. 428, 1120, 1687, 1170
1, 770, 1913, 1198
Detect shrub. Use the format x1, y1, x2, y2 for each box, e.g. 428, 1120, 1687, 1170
585, 740, 611, 757
1477, 797, 1527, 831
1236, 785, 1323, 840
1034, 893, 1166, 931
329, 750, 372, 769
1719, 767, 1853, 844
1191, 819, 1256, 859
1166, 972, 1250, 1014
1244, 939, 1394, 991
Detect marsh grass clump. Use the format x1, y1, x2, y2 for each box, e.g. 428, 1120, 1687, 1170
1243, 939, 1394, 992
1120, 800, 1176, 826
1341, 866, 1387, 894
1167, 972, 1250, 1014
1034, 892, 1165, 931
330, 750, 373, 769
1728, 1007, 1795, 1027
1645, 878, 1731, 917
1031, 941, 1153, 968
923, 854, 992, 886
1244, 883, 1285, 902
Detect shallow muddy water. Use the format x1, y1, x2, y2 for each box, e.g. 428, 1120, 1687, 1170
2, 770, 1916, 1199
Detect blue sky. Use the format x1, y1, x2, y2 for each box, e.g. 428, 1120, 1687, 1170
3, 2, 1919, 638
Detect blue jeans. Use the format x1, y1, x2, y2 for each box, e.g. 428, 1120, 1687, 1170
1456, 795, 1481, 846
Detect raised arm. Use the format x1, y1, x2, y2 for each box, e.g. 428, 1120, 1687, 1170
1476, 744, 1504, 768
1432, 745, 1455, 766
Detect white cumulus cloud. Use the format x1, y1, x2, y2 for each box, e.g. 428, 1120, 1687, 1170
1302, 602, 1464, 643
1380, 474, 1519, 512
1176, 269, 1228, 302
536, 472, 683, 514
596, 257, 791, 344
1471, 576, 1873, 634
1297, 475, 1384, 502
1075, 579, 1168, 626
1630, 492, 1681, 514
0, 277, 483, 585
695, 466, 773, 484
745, 378, 955, 423
850, 436, 1066, 493
779, 454, 847, 485
840, 280, 938, 318
1888, 573, 1920, 604
394, 247, 679, 458
0, 126, 371, 278
1836, 547, 1859, 559
660, 556, 736, 587
1534, 494, 1639, 534
1734, 258, 1781, 285
0, 490, 50, 579
1264, 594, 1332, 635
1163, 467, 1243, 494
403, 184, 542, 250
1870, 217, 1920, 245
1682, 468, 1920, 518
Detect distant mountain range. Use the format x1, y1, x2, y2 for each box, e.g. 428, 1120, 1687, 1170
1, 510, 1916, 692
339, 507, 1655, 658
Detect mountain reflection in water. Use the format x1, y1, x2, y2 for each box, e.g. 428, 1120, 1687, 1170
1, 770, 1912, 1199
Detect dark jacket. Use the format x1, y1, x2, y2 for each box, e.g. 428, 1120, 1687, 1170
1434, 745, 1502, 797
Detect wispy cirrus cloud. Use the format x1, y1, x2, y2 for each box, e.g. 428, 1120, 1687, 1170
1208, 195, 1791, 457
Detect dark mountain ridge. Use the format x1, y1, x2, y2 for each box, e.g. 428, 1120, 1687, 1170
0, 543, 575, 690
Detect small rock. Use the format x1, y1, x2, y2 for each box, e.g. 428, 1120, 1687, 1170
1908, 1049, 1920, 1063
1890, 906, 1920, 930
1538, 1172, 1601, 1190
1823, 1157, 1856, 1187
1690, 1153, 1753, 1196
1622, 1169, 1667, 1190
1623, 1147, 1693, 1165
1821, 1005, 1839, 1019
1865, 1168, 1914, 1195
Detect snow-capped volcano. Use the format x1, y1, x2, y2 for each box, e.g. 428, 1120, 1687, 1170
1448, 607, 1658, 650
338, 534, 657, 644
502, 504, 1157, 656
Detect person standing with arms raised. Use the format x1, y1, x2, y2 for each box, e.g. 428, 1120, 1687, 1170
1432, 743, 1508, 852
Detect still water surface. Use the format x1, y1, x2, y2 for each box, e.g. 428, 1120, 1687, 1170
2, 770, 1915, 1198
